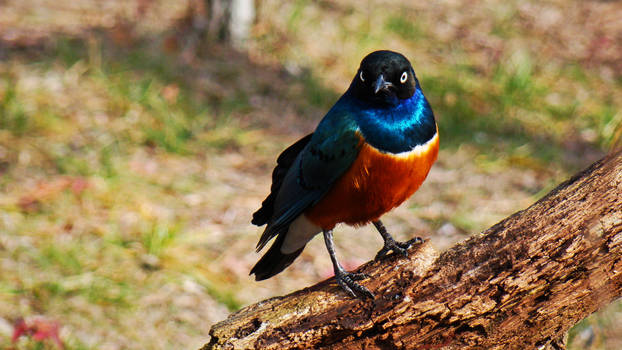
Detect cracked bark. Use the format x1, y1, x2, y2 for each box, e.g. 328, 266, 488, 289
201, 150, 622, 350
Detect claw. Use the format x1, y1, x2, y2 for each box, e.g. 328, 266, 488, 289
373, 221, 424, 260
337, 279, 357, 298
375, 237, 423, 260
323, 229, 375, 299
335, 270, 374, 299
349, 272, 372, 280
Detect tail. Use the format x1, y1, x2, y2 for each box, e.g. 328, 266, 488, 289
250, 233, 305, 281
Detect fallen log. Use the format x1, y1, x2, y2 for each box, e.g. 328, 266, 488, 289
202, 150, 622, 349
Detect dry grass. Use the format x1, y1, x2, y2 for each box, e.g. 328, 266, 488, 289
0, 0, 621, 349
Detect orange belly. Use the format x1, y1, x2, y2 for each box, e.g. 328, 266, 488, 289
306, 132, 439, 229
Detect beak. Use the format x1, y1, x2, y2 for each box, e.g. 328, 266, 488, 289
373, 74, 393, 94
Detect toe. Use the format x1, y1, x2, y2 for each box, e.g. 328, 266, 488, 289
396, 237, 424, 250
394, 245, 409, 257
349, 272, 371, 281
337, 280, 358, 298
348, 279, 374, 299
405, 237, 424, 246
375, 247, 390, 260
336, 272, 375, 299
358, 286, 375, 299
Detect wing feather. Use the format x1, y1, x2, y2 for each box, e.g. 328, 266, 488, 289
253, 106, 362, 252
251, 133, 313, 226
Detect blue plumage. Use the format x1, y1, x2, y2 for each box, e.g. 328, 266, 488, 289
251, 50, 438, 299
352, 88, 436, 153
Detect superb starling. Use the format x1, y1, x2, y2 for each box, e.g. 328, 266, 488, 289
250, 50, 438, 298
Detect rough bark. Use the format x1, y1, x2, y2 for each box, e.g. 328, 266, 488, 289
202, 151, 622, 350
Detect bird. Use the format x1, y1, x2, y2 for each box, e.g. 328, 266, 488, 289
250, 50, 439, 299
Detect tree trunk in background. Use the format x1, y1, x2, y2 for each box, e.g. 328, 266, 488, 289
201, 150, 622, 350
204, 0, 254, 46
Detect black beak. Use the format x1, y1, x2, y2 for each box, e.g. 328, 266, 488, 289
373, 74, 393, 94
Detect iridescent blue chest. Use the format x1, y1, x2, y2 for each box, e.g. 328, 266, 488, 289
351, 89, 436, 153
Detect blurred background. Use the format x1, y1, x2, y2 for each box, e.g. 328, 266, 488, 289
0, 0, 620, 349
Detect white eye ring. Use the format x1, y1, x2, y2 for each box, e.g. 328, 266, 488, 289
400, 71, 408, 83
359, 71, 365, 82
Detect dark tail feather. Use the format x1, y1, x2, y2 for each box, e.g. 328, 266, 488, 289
250, 233, 305, 281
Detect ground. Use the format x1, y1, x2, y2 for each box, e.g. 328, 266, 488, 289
0, 0, 621, 349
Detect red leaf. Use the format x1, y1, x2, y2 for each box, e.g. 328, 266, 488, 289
12, 317, 64, 349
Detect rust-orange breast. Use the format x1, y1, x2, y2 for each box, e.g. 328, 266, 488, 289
306, 132, 439, 229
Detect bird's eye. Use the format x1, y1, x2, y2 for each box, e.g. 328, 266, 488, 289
400, 71, 408, 83
359, 71, 365, 82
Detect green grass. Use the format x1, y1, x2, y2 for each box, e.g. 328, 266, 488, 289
141, 221, 179, 257
0, 35, 244, 349
0, 1, 621, 349
0, 76, 30, 135
385, 15, 423, 41
299, 71, 340, 108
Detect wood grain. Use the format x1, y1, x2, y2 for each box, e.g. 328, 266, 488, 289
202, 151, 622, 350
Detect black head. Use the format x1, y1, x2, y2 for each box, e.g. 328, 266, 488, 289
349, 50, 418, 106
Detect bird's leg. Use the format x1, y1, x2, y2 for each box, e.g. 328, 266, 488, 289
323, 229, 374, 299
373, 220, 423, 260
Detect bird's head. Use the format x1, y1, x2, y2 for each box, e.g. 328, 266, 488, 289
349, 50, 418, 107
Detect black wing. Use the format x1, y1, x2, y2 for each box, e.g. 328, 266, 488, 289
251, 133, 314, 226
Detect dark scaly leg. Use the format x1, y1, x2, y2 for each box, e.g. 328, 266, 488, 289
373, 220, 423, 260
323, 229, 374, 299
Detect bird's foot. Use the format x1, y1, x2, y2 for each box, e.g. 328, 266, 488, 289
334, 270, 374, 299
375, 237, 423, 260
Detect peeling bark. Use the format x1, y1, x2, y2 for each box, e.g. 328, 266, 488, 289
202, 151, 622, 350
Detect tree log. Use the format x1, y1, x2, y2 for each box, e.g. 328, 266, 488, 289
202, 151, 622, 349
